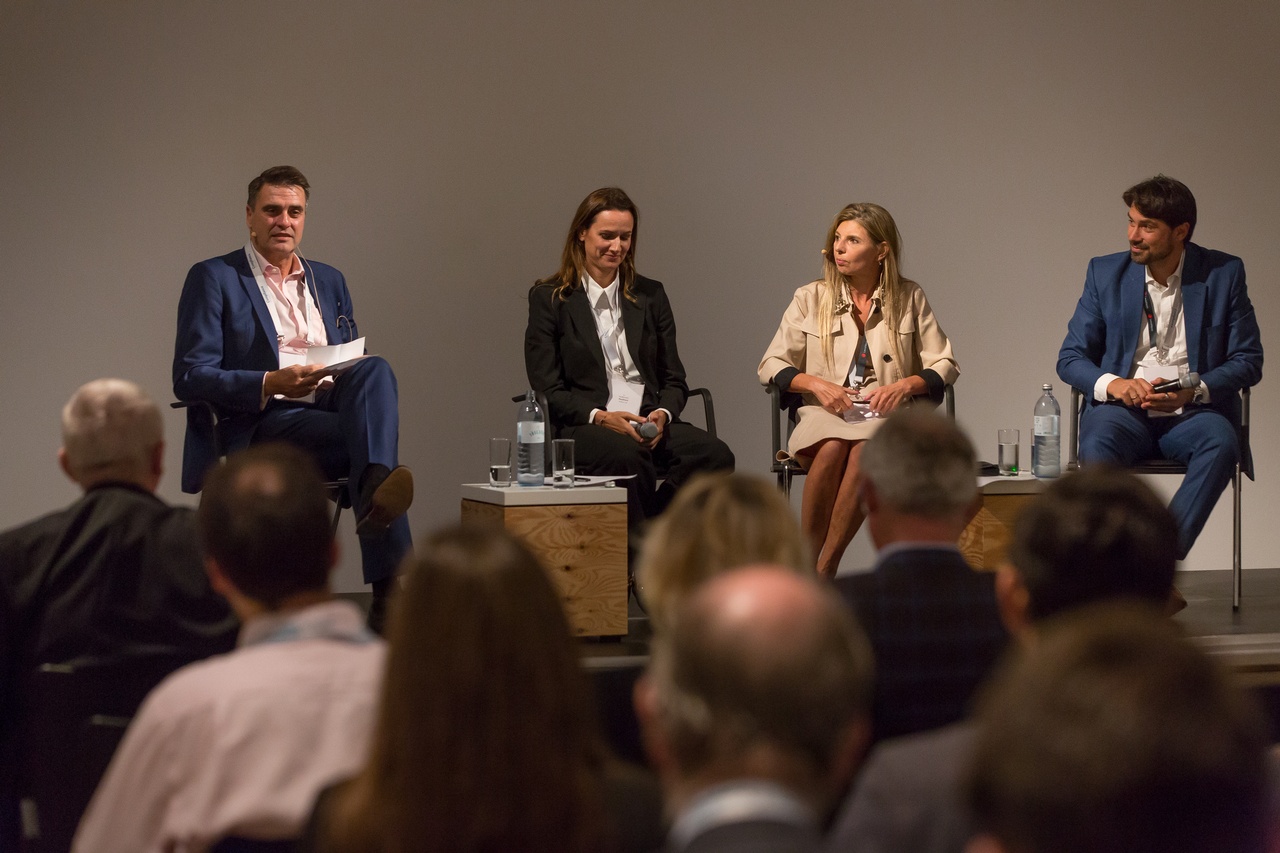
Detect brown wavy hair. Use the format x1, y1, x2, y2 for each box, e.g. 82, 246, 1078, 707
535, 187, 639, 304
322, 525, 612, 853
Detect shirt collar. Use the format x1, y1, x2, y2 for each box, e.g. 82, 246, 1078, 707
874, 540, 963, 566
250, 242, 303, 279
1145, 249, 1186, 290
669, 780, 816, 849
239, 599, 377, 648
584, 273, 619, 311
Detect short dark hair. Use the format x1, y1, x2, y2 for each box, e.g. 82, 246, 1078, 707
1123, 174, 1196, 241
1008, 466, 1177, 621
198, 443, 332, 607
966, 603, 1269, 853
247, 165, 311, 208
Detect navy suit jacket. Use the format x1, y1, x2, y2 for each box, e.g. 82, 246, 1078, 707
1057, 242, 1263, 474
834, 547, 1008, 743
172, 248, 359, 492
525, 275, 689, 432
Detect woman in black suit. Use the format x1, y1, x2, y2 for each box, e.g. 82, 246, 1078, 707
524, 187, 734, 524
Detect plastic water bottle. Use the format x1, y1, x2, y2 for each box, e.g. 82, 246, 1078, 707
516, 391, 545, 486
1032, 383, 1061, 478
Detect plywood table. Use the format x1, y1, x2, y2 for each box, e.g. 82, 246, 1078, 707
959, 474, 1050, 571
460, 484, 629, 636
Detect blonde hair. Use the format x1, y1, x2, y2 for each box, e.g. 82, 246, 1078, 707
60, 378, 162, 480
817, 203, 907, 371
637, 472, 811, 630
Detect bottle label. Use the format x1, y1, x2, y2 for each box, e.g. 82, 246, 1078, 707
1034, 415, 1059, 436
518, 422, 544, 442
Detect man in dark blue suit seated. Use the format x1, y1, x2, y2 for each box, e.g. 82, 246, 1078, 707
833, 409, 1008, 744
173, 166, 412, 628
1057, 174, 1263, 559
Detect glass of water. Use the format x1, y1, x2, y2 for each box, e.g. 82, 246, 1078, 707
489, 438, 512, 487
552, 439, 575, 488
997, 429, 1019, 476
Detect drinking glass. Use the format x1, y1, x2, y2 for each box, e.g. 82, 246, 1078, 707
997, 429, 1020, 476
489, 438, 512, 487
552, 439, 575, 488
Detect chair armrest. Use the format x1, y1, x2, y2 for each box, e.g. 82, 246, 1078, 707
1068, 388, 1083, 470
686, 387, 717, 439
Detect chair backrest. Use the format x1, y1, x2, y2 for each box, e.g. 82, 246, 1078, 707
15, 652, 196, 852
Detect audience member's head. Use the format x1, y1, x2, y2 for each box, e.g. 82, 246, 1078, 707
637, 472, 810, 630
324, 524, 611, 853
197, 443, 334, 612
999, 465, 1177, 635
964, 603, 1269, 853
637, 565, 874, 816
59, 378, 164, 490
858, 408, 979, 547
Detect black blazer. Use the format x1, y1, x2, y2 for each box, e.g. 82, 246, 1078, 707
525, 275, 690, 431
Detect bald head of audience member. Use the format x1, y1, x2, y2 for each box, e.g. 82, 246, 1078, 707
965, 604, 1270, 853
636, 565, 874, 816
997, 465, 1178, 637
197, 443, 336, 618
59, 378, 164, 492
858, 409, 980, 548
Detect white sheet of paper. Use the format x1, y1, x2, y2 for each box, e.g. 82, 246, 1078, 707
1137, 364, 1182, 418
275, 337, 367, 402
607, 373, 646, 414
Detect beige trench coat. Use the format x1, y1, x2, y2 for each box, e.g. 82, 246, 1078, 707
757, 280, 959, 459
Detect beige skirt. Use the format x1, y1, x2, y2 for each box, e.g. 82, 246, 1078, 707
783, 404, 885, 466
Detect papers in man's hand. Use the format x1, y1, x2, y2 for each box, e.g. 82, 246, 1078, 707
278, 337, 367, 374
275, 338, 368, 402
842, 401, 882, 424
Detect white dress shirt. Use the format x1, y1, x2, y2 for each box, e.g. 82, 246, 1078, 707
1092, 251, 1209, 405
583, 274, 671, 426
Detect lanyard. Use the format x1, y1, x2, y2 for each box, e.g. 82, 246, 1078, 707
1142, 288, 1176, 365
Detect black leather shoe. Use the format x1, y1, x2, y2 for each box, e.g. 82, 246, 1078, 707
356, 466, 414, 536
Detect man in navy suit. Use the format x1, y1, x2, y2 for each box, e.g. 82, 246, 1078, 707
1057, 175, 1262, 558
833, 409, 1007, 744
173, 166, 412, 627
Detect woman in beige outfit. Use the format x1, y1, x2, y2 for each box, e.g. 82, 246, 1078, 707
758, 203, 958, 577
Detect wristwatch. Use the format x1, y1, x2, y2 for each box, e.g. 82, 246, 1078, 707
1192, 385, 1205, 404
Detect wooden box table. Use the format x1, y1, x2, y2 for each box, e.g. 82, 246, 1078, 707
959, 473, 1050, 571
460, 483, 629, 636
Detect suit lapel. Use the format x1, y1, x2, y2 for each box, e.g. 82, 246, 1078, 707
1179, 244, 1206, 374
621, 285, 647, 379
566, 287, 608, 377
235, 250, 281, 357
1119, 262, 1145, 370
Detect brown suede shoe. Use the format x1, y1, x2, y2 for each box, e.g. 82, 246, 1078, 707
356, 466, 414, 536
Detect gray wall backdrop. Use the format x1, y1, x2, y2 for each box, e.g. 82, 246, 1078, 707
3, 1, 1276, 591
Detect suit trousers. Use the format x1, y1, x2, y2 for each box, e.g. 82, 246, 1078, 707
558, 421, 735, 526
1079, 402, 1238, 559
251, 355, 412, 584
